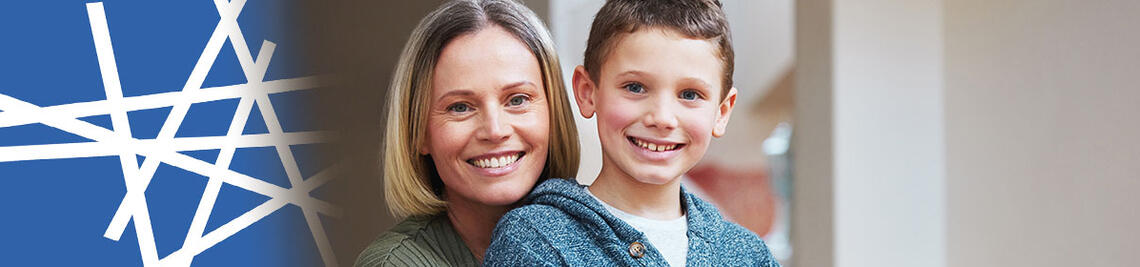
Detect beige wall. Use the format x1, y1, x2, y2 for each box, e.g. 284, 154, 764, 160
945, 0, 1140, 266
794, 0, 947, 266
797, 0, 1140, 266
791, 0, 834, 265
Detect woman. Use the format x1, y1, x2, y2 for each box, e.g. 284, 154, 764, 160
354, 0, 579, 266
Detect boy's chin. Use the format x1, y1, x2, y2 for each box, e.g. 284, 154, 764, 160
626, 168, 683, 186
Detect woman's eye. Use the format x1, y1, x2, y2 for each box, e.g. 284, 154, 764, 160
507, 94, 530, 106
447, 103, 472, 113
623, 83, 646, 94
679, 89, 702, 101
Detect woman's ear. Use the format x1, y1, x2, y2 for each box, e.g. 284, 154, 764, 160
712, 87, 738, 137
419, 134, 431, 155
572, 65, 597, 119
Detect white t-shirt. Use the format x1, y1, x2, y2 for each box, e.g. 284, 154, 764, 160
587, 189, 688, 267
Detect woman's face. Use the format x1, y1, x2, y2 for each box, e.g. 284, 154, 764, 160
422, 25, 550, 208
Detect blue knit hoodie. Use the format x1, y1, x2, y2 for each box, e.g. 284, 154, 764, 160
484, 178, 781, 266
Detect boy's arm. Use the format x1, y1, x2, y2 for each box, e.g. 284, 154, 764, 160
482, 211, 561, 266
753, 231, 782, 267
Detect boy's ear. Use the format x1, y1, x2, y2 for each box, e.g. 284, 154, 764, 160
571, 65, 597, 119
712, 87, 738, 137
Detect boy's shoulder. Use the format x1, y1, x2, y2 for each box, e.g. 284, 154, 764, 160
486, 178, 617, 265
684, 191, 781, 266
496, 201, 583, 234
494, 178, 599, 240
485, 198, 592, 266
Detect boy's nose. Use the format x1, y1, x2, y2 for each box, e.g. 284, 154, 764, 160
477, 108, 511, 143
642, 102, 678, 130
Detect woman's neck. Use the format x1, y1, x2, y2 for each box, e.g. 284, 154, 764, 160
443, 192, 510, 262
588, 164, 684, 220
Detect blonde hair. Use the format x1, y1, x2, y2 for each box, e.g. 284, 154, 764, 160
382, 0, 579, 218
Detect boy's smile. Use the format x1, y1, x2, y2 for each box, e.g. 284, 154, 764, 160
573, 27, 737, 186
627, 135, 684, 161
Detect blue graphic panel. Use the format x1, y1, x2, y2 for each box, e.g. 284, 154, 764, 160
0, 1, 335, 266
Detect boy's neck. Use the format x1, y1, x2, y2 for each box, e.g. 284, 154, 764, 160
443, 192, 510, 262
588, 165, 684, 220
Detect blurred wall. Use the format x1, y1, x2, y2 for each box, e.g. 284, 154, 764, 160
945, 0, 1140, 266
303, 1, 445, 266
794, 0, 946, 266
796, 0, 1140, 266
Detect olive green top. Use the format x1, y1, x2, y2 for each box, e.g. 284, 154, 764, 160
354, 214, 479, 267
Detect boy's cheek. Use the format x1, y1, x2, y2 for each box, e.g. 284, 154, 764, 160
597, 110, 632, 136
680, 111, 716, 135
595, 99, 639, 127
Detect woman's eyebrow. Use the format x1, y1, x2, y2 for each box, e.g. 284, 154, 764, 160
500, 81, 537, 91
435, 90, 475, 102
435, 81, 536, 102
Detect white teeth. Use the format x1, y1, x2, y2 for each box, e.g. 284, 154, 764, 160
471, 153, 521, 168
632, 137, 677, 152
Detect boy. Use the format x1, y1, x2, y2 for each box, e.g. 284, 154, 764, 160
484, 0, 779, 266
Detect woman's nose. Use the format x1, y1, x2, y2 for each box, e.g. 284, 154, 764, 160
476, 108, 512, 143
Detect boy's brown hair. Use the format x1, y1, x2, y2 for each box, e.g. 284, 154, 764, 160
583, 0, 734, 98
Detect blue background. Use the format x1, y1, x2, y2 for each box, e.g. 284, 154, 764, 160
0, 1, 331, 265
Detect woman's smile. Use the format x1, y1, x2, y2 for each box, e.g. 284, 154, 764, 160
465, 151, 527, 177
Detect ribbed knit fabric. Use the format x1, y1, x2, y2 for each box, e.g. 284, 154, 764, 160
355, 214, 479, 267
483, 178, 781, 266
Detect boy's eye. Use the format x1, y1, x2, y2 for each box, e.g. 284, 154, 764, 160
679, 89, 703, 101
447, 103, 472, 113
623, 83, 646, 94
507, 94, 530, 107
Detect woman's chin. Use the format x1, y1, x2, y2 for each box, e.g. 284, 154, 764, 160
470, 180, 537, 206
474, 191, 529, 207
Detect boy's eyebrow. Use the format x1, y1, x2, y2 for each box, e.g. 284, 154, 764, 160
615, 70, 715, 89
615, 70, 651, 79
677, 77, 714, 90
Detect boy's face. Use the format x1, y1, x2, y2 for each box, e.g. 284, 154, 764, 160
573, 28, 737, 185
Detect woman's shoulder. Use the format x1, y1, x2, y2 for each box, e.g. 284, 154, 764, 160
354, 215, 477, 267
